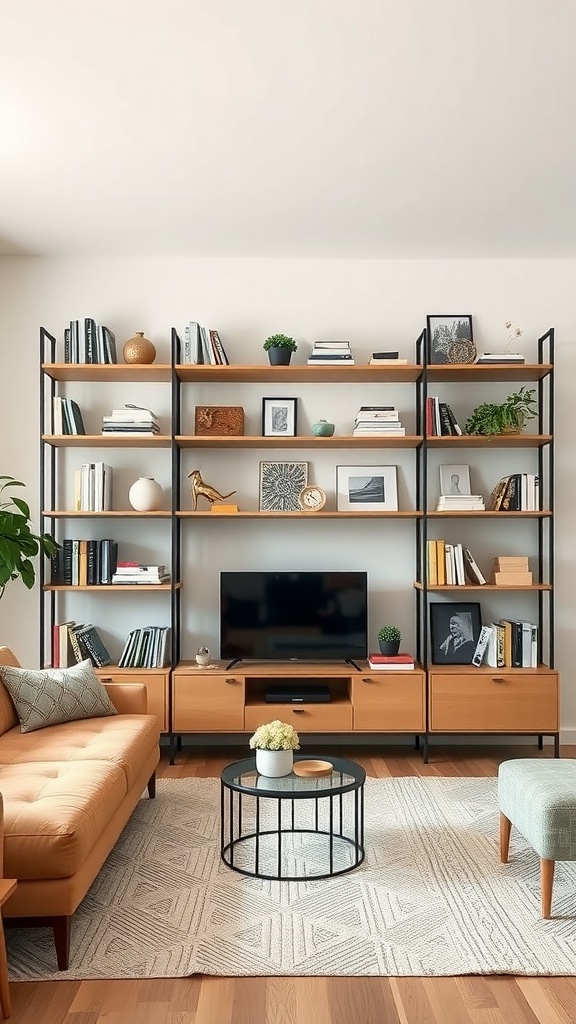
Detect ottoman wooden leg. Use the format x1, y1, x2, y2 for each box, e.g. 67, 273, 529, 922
499, 812, 512, 863
541, 858, 555, 918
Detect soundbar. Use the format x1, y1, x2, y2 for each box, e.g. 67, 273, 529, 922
265, 685, 331, 704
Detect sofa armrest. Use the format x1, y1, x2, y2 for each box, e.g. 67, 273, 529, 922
103, 683, 147, 715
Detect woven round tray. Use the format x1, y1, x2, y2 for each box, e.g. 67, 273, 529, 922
292, 759, 333, 778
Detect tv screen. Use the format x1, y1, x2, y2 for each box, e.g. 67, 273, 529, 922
220, 571, 368, 662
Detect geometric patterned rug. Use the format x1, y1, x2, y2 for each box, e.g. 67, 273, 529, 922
7, 775, 576, 980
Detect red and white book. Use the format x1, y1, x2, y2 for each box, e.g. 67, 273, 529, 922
368, 652, 415, 670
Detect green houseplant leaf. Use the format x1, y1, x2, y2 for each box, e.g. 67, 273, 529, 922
262, 334, 298, 352
0, 476, 60, 599
464, 387, 537, 436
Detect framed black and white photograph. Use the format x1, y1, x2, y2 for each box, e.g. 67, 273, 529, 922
439, 464, 471, 497
430, 601, 482, 665
336, 465, 398, 512
259, 461, 309, 511
427, 314, 475, 365
261, 397, 298, 438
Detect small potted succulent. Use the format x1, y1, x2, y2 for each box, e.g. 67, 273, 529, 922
464, 387, 537, 436
249, 719, 300, 777
378, 625, 401, 656
263, 333, 298, 366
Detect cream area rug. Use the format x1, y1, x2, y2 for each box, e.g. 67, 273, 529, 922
7, 775, 576, 980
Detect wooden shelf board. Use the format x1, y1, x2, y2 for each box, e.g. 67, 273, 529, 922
95, 665, 169, 675
175, 364, 422, 383
426, 434, 552, 448
176, 434, 422, 449
177, 510, 422, 519
427, 510, 552, 518
44, 583, 181, 592
43, 510, 173, 518
427, 663, 556, 675
425, 364, 552, 383
42, 363, 172, 382
414, 582, 552, 591
43, 434, 172, 448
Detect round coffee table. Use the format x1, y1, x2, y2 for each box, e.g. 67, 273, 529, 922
220, 754, 365, 880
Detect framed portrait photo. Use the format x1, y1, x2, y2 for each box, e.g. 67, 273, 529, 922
439, 464, 471, 497
261, 397, 298, 438
427, 314, 475, 365
336, 465, 398, 512
430, 601, 482, 665
259, 461, 309, 512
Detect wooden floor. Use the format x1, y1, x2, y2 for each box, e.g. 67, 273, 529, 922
7, 742, 576, 1024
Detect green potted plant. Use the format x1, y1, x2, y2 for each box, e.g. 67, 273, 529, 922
263, 333, 298, 366
249, 719, 300, 777
378, 625, 401, 656
0, 476, 59, 600
464, 386, 537, 436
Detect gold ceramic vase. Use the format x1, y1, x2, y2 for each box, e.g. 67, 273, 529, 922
123, 331, 156, 365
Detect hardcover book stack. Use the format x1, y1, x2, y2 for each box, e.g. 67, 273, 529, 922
474, 352, 526, 365
112, 563, 170, 585
436, 494, 485, 511
101, 405, 160, 437
181, 322, 229, 365
492, 556, 532, 586
427, 541, 486, 586
368, 652, 415, 670
119, 626, 169, 668
426, 397, 462, 436
489, 474, 539, 511
307, 341, 354, 365
353, 405, 405, 437
63, 318, 117, 364
74, 462, 113, 512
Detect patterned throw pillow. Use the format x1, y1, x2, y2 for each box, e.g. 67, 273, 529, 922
0, 659, 118, 733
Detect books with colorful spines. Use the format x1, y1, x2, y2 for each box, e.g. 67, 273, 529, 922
368, 652, 415, 670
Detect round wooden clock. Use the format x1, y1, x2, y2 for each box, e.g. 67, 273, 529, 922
298, 485, 327, 512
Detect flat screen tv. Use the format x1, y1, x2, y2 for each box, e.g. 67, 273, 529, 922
220, 570, 368, 664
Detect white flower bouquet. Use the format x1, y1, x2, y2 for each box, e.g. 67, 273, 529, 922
249, 720, 300, 751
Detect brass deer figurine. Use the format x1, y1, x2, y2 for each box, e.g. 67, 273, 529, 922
188, 470, 236, 511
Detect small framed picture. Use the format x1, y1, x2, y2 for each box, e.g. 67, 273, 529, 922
430, 601, 482, 665
427, 314, 475, 365
259, 461, 309, 511
262, 397, 298, 437
439, 464, 471, 497
336, 465, 398, 512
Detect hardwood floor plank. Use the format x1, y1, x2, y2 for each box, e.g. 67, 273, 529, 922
327, 976, 399, 1024
264, 977, 296, 1024
194, 976, 235, 1024
388, 978, 437, 1024
516, 977, 576, 1024
487, 976, 542, 1024
422, 977, 475, 1023
294, 978, 331, 1024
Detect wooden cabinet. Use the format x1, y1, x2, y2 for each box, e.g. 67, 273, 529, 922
428, 667, 559, 734
96, 668, 170, 732
352, 673, 425, 731
173, 669, 245, 731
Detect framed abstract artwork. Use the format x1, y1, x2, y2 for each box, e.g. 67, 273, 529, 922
259, 461, 309, 512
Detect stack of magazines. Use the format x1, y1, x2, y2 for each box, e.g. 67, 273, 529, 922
308, 341, 354, 365
112, 563, 170, 584
102, 404, 160, 436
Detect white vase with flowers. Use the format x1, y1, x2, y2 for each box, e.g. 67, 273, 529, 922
249, 720, 300, 777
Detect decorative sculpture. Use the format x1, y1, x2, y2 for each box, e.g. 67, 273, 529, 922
188, 470, 236, 511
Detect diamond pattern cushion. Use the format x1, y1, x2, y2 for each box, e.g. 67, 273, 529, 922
0, 659, 118, 733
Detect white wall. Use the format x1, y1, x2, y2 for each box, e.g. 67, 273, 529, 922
0, 256, 574, 736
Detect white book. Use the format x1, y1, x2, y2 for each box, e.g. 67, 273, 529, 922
472, 626, 493, 667
52, 396, 63, 434
445, 543, 453, 585
485, 625, 499, 668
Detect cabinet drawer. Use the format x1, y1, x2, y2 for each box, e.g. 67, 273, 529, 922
429, 671, 559, 733
173, 672, 244, 731
97, 670, 169, 732
352, 673, 425, 731
244, 703, 353, 732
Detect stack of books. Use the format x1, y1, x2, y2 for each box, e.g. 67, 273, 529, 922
436, 494, 485, 511
181, 322, 229, 365
493, 556, 532, 586
307, 341, 354, 365
475, 353, 526, 365
427, 540, 486, 585
119, 626, 169, 668
353, 405, 405, 437
484, 620, 538, 668
426, 397, 462, 436
53, 621, 112, 668
74, 462, 113, 512
368, 652, 415, 670
112, 563, 170, 585
102, 405, 160, 437
368, 351, 408, 366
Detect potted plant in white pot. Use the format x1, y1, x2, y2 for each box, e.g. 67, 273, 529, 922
378, 625, 401, 656
0, 476, 59, 600
263, 334, 298, 366
249, 719, 300, 777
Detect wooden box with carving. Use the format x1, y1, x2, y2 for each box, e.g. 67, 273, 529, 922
194, 406, 245, 436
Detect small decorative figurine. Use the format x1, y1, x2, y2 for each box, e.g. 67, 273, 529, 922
188, 469, 236, 511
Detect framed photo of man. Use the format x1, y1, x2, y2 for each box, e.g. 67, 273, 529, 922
430, 601, 482, 665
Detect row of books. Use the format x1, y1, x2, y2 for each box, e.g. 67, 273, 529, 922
476, 620, 538, 668
53, 620, 111, 668
102, 405, 161, 436
181, 323, 229, 365
353, 405, 406, 437
51, 539, 118, 586
427, 540, 486, 585
74, 462, 112, 512
489, 474, 540, 511
426, 397, 462, 436
119, 626, 170, 668
111, 564, 170, 584
308, 341, 354, 365
63, 319, 117, 364
52, 397, 86, 435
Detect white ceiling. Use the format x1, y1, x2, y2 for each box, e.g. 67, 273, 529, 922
1, 0, 575, 258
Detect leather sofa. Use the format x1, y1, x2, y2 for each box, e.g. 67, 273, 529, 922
0, 646, 160, 969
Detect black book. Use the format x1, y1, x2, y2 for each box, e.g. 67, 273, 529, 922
85, 318, 97, 363
444, 404, 462, 436
75, 624, 112, 667
438, 402, 453, 436
62, 539, 74, 585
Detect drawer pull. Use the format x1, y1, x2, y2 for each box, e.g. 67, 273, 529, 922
492, 677, 505, 683
225, 678, 237, 685
292, 708, 305, 713
362, 677, 372, 684
100, 677, 112, 683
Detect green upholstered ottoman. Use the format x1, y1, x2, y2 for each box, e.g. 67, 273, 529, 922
498, 758, 576, 918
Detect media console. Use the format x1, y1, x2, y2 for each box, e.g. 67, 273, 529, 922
171, 660, 426, 762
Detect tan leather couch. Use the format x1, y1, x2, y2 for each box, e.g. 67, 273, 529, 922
0, 647, 161, 969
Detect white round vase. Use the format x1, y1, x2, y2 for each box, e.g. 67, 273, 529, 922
255, 748, 293, 778
128, 477, 164, 512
